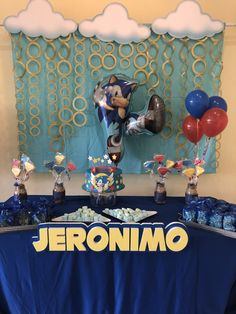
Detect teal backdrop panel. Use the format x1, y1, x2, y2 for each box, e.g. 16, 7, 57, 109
11, 30, 224, 173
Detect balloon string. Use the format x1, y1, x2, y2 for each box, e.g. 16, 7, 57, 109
195, 119, 200, 159
202, 137, 211, 161
193, 144, 197, 160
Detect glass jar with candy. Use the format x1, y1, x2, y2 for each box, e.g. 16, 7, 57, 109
11, 154, 35, 204
45, 153, 76, 204
144, 154, 175, 205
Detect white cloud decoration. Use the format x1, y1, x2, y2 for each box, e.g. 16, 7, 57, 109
4, 0, 77, 39
152, 0, 225, 40
79, 3, 151, 44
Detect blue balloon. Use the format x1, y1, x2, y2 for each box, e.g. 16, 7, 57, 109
185, 90, 209, 119
209, 96, 227, 112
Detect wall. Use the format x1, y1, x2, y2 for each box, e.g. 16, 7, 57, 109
0, 0, 235, 202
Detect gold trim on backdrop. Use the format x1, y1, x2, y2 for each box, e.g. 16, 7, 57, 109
73, 34, 88, 130
45, 38, 60, 152
147, 35, 160, 96
119, 44, 134, 58
120, 57, 130, 69
161, 34, 174, 140
192, 37, 207, 90
134, 53, 149, 69
59, 123, 74, 138
102, 53, 117, 70
11, 32, 28, 155
210, 32, 224, 168
57, 35, 73, 150
176, 37, 189, 160
72, 111, 87, 127
25, 35, 41, 140
104, 42, 115, 54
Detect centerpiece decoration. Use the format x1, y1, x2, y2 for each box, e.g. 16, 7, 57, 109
45, 153, 76, 204
144, 154, 175, 204
181, 89, 228, 203
11, 154, 35, 202
82, 154, 125, 207
0, 154, 50, 229
174, 158, 205, 204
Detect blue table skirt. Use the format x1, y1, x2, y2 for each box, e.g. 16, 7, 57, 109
0, 196, 235, 314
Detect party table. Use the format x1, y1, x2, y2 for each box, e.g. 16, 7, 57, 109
0, 196, 235, 314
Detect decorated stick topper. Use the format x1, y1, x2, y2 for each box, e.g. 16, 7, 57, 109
176, 157, 205, 186
94, 75, 165, 164
144, 154, 175, 183
45, 152, 76, 183
11, 154, 35, 184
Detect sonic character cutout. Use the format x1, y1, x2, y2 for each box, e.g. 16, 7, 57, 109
93, 75, 165, 164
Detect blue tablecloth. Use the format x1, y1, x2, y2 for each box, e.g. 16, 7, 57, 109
0, 196, 235, 314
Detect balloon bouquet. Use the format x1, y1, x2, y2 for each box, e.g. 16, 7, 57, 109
93, 74, 165, 164
183, 90, 228, 146
182, 90, 228, 202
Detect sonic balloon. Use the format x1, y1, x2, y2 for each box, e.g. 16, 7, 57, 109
93, 74, 165, 164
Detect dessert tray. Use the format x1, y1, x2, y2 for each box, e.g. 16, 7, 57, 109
102, 207, 158, 223
179, 216, 236, 239
51, 206, 111, 223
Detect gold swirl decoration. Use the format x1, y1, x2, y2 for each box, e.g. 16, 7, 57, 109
161, 34, 175, 140
72, 33, 88, 128
210, 32, 224, 169
191, 37, 208, 89
176, 38, 190, 160
133, 42, 149, 85
26, 36, 41, 138
147, 34, 161, 96
89, 38, 103, 81
118, 43, 134, 70
57, 36, 73, 144
11, 32, 28, 155
103, 42, 117, 71
45, 37, 63, 152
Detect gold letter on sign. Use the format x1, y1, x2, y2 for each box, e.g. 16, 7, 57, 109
139, 228, 166, 252
109, 228, 130, 251
87, 227, 109, 252
48, 227, 66, 251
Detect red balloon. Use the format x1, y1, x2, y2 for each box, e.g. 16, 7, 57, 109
182, 115, 203, 144
200, 108, 228, 137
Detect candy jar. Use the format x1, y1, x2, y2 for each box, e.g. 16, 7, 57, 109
185, 182, 198, 205
182, 163, 205, 204
144, 155, 175, 205
11, 155, 35, 203
53, 182, 65, 204
90, 191, 117, 207
13, 182, 28, 203
154, 181, 166, 204
45, 153, 76, 205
